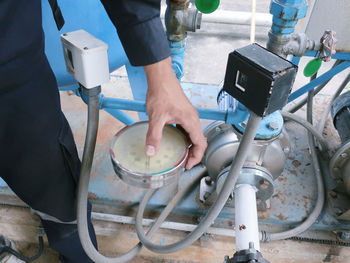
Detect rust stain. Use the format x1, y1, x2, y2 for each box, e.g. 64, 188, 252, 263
288, 169, 298, 177
303, 199, 308, 210
277, 213, 287, 221
239, 225, 246, 231
170, 0, 188, 5
336, 48, 350, 52
302, 195, 312, 201
272, 192, 286, 205
278, 176, 287, 182
279, 11, 285, 19
259, 210, 271, 219
293, 11, 298, 20
292, 160, 301, 167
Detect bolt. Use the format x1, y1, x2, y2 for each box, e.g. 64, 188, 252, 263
259, 180, 269, 190
334, 207, 343, 216
339, 232, 350, 240
329, 191, 337, 198
63, 33, 68, 36
240, 122, 247, 128
203, 192, 210, 200
228, 193, 233, 201
283, 147, 290, 154
84, 47, 88, 50
340, 153, 348, 159
205, 176, 213, 185
268, 122, 280, 131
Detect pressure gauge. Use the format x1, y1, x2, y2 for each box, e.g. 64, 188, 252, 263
110, 121, 189, 189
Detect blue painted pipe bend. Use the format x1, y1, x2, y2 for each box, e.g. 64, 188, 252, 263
100, 96, 283, 140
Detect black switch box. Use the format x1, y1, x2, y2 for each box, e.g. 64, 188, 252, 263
223, 43, 297, 117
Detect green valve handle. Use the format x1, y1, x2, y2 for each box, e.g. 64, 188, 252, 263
195, 0, 220, 14
304, 58, 322, 77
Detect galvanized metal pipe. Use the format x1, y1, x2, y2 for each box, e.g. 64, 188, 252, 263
161, 9, 272, 27
92, 212, 236, 238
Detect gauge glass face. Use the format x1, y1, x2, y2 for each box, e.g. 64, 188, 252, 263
113, 123, 187, 174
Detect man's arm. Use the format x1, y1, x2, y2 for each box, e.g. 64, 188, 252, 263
100, 0, 207, 169
144, 57, 207, 169
100, 0, 170, 66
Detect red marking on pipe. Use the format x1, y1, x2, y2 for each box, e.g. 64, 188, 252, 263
239, 225, 246, 231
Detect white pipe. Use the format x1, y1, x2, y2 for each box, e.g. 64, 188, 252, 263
202, 10, 272, 27
91, 212, 236, 238
250, 0, 257, 43
234, 184, 260, 251
160, 9, 272, 27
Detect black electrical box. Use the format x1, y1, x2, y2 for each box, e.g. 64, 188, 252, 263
223, 43, 297, 117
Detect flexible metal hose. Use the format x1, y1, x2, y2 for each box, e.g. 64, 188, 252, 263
262, 78, 325, 242
76, 88, 208, 262
77, 89, 144, 263
280, 111, 329, 152
136, 112, 262, 253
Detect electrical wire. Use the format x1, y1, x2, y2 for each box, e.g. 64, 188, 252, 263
0, 235, 44, 262
262, 75, 325, 242
280, 111, 329, 152
76, 87, 208, 262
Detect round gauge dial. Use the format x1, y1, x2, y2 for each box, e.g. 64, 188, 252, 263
112, 122, 188, 175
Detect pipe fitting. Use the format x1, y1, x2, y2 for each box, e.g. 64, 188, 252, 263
282, 33, 321, 57
269, 0, 308, 35
267, 0, 308, 56
165, 0, 202, 42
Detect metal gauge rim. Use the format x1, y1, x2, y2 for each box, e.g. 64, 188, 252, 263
110, 121, 189, 189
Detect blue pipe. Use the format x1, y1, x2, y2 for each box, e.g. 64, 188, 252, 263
100, 96, 227, 121
289, 61, 350, 102
100, 96, 283, 139
103, 108, 136, 126
169, 40, 186, 81
76, 88, 137, 125
304, 50, 350, 61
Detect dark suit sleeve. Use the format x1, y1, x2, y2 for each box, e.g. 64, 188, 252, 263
100, 0, 170, 66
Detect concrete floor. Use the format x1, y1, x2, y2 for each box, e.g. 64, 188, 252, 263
2, 0, 350, 262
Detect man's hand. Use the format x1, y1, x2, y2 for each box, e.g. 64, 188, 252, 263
144, 57, 207, 170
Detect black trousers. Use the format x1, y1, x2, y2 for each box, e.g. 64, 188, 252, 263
0, 29, 97, 263
0, 1, 98, 261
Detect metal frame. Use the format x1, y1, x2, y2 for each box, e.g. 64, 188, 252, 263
2, 0, 350, 236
